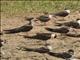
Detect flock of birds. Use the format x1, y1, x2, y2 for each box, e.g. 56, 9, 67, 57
0, 9, 80, 60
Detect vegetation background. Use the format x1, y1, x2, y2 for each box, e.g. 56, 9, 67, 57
1, 1, 80, 18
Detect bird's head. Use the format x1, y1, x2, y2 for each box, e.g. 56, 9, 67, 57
67, 49, 74, 55
51, 33, 57, 38
45, 44, 53, 51
76, 18, 80, 25
64, 8, 70, 13
48, 14, 53, 19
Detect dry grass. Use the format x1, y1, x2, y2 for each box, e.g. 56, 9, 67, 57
1, 1, 80, 18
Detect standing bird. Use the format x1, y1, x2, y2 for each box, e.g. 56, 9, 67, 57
55, 18, 80, 29
48, 49, 74, 60
36, 15, 52, 26
3, 19, 34, 34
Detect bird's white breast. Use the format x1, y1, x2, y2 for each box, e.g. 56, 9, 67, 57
51, 34, 56, 38
77, 20, 80, 25
65, 10, 70, 13
47, 45, 53, 51
49, 14, 53, 18
1, 42, 5, 45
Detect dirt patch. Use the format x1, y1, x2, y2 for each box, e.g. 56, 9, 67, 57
1, 11, 80, 60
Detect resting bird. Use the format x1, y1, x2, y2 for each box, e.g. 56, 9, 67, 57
24, 33, 56, 41
3, 19, 34, 34
20, 44, 53, 53
48, 49, 74, 60
45, 26, 73, 34
66, 33, 80, 37
55, 18, 80, 29
49, 9, 70, 20
54, 9, 70, 17
36, 15, 52, 26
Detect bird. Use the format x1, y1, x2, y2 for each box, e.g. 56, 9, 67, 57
19, 44, 53, 53
23, 33, 56, 44
3, 19, 34, 34
45, 26, 72, 34
49, 9, 70, 20
54, 9, 70, 17
48, 49, 74, 60
24, 33, 57, 41
36, 15, 52, 26
55, 18, 80, 29
45, 26, 76, 36
65, 33, 80, 37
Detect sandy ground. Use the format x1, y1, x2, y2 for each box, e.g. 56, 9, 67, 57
0, 11, 80, 60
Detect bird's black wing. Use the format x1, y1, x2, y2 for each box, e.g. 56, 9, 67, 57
21, 47, 49, 53
37, 15, 50, 22
48, 52, 72, 59
55, 21, 80, 28
24, 33, 51, 40
54, 11, 68, 17
4, 25, 32, 34
45, 27, 69, 33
